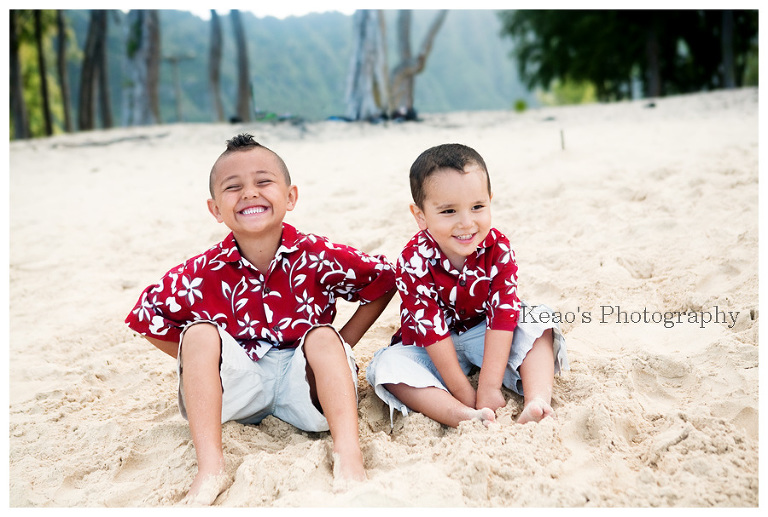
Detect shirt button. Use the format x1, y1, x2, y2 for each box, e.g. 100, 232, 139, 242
264, 287, 271, 294
459, 279, 466, 287
459, 309, 466, 316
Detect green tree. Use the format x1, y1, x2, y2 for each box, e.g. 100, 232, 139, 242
499, 10, 758, 102
11, 10, 69, 139
56, 10, 74, 132
10, 10, 30, 139
33, 10, 53, 136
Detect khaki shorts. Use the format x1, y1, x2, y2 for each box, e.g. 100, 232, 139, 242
366, 303, 568, 425
177, 322, 358, 432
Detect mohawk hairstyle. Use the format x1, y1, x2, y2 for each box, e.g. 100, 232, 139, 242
224, 133, 261, 151
209, 133, 291, 197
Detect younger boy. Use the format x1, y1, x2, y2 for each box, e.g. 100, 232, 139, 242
366, 143, 568, 428
126, 134, 395, 504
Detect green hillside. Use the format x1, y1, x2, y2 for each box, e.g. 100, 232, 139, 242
64, 9, 534, 124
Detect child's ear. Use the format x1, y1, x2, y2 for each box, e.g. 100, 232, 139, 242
286, 184, 298, 211
207, 198, 224, 223
409, 203, 428, 231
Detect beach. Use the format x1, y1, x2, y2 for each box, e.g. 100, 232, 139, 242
8, 88, 759, 507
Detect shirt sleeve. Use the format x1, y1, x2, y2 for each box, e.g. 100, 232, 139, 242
124, 261, 200, 344
484, 239, 521, 332
395, 250, 451, 347
321, 239, 396, 304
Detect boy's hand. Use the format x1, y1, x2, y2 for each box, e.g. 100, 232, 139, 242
476, 328, 514, 411
451, 383, 477, 410
476, 385, 506, 412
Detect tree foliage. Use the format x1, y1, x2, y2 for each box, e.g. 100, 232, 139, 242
11, 10, 536, 139
10, 10, 30, 139
499, 10, 759, 101
56, 10, 74, 132
10, 9, 65, 138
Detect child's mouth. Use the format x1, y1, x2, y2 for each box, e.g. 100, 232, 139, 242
240, 206, 267, 215
454, 233, 475, 242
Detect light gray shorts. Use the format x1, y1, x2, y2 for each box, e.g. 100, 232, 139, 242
177, 322, 358, 432
366, 303, 568, 424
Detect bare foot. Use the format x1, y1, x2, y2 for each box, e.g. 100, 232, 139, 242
459, 406, 496, 427
181, 471, 231, 506
517, 398, 555, 424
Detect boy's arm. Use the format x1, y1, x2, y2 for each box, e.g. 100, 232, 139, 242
144, 336, 179, 359
339, 288, 396, 347
427, 338, 476, 408
476, 328, 514, 411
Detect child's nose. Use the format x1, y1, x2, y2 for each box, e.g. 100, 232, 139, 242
242, 184, 260, 198
458, 212, 473, 228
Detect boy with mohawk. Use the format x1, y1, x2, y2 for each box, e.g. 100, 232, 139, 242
126, 134, 395, 504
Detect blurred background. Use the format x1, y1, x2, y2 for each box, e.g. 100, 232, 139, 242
8, 9, 759, 140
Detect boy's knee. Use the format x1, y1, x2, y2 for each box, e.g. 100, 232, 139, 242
305, 326, 342, 345
303, 326, 344, 356
180, 323, 222, 361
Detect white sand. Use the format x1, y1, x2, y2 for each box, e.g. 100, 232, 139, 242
8, 88, 758, 507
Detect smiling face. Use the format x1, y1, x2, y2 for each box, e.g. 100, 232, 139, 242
207, 147, 297, 242
410, 163, 492, 270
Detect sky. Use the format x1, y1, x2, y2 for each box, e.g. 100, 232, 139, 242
184, 1, 745, 19
189, 6, 354, 20
186, 1, 504, 20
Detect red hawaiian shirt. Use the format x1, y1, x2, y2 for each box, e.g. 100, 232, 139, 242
126, 223, 395, 361
394, 227, 520, 348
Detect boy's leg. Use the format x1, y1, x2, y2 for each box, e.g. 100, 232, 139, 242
302, 326, 365, 482
384, 383, 495, 428
367, 341, 494, 428
517, 328, 555, 424
178, 323, 228, 503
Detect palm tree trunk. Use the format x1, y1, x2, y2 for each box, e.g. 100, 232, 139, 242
231, 9, 251, 122
209, 9, 225, 121
34, 10, 53, 136
56, 10, 74, 132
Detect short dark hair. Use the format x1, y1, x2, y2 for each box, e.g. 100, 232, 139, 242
409, 143, 491, 208
209, 133, 291, 197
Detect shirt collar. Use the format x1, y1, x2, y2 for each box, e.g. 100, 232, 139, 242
274, 223, 302, 257
477, 227, 500, 249
219, 223, 303, 264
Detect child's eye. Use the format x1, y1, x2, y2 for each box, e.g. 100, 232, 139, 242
224, 184, 240, 191
440, 209, 456, 215
472, 204, 485, 210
